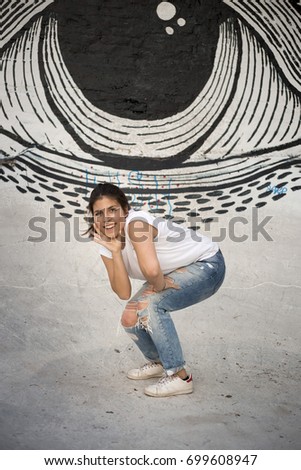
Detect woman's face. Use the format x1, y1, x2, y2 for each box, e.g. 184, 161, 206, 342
93, 196, 128, 239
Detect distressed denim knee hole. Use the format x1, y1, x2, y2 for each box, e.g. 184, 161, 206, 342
121, 299, 150, 328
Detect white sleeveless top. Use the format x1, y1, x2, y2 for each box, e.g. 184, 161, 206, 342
99, 209, 219, 280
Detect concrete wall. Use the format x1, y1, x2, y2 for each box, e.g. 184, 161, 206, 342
0, 0, 300, 450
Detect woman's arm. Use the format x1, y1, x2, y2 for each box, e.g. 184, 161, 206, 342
93, 225, 131, 300
128, 220, 166, 292
101, 253, 132, 300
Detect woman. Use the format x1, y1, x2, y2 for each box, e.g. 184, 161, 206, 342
87, 183, 225, 397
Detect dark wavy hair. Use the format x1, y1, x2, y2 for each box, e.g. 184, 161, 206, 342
85, 183, 131, 237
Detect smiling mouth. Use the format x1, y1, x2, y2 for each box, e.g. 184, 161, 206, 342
104, 223, 116, 230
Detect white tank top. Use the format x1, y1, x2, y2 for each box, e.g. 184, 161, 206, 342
99, 209, 219, 280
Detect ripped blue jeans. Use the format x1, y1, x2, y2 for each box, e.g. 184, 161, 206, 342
123, 250, 226, 376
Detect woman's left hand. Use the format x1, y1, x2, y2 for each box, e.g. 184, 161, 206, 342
142, 276, 180, 296
163, 276, 180, 290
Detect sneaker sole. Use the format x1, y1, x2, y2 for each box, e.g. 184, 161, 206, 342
127, 372, 164, 380
144, 387, 193, 397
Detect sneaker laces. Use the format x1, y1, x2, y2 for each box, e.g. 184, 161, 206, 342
142, 362, 160, 371
157, 374, 176, 385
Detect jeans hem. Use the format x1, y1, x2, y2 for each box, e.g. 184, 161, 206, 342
165, 363, 186, 376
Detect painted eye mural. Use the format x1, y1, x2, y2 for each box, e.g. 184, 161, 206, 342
1, 0, 301, 221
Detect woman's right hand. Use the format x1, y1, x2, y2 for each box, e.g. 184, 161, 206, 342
93, 223, 123, 254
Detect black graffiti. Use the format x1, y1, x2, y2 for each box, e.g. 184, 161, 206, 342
1, 0, 300, 218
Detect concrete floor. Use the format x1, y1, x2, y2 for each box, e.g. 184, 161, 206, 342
0, 184, 300, 450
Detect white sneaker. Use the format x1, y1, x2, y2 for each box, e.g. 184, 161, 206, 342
144, 374, 193, 397
127, 362, 164, 380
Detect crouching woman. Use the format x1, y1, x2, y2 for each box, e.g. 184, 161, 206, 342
87, 183, 225, 397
